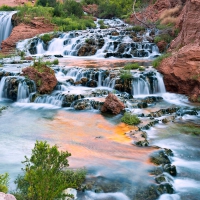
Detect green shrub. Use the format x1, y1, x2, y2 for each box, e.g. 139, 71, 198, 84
124, 63, 140, 70
121, 112, 140, 125
0, 5, 16, 11
98, 20, 107, 29
53, 59, 59, 65
40, 34, 52, 44
0, 173, 9, 193
36, 0, 57, 7
131, 25, 145, 32
120, 70, 132, 80
152, 53, 171, 68
15, 141, 86, 200
154, 34, 173, 44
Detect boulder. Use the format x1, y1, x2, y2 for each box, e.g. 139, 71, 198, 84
101, 93, 125, 115
22, 65, 57, 94
0, 192, 16, 200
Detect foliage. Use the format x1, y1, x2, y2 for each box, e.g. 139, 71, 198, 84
39, 33, 56, 44
124, 63, 140, 70
121, 112, 140, 125
154, 34, 173, 44
152, 53, 171, 68
36, 0, 57, 7
0, 173, 9, 193
98, 20, 107, 29
53, 59, 59, 65
81, 0, 100, 4
52, 17, 95, 31
98, 0, 133, 18
16, 5, 53, 23
120, 70, 132, 80
131, 25, 145, 32
15, 141, 86, 200
178, 124, 200, 136
0, 5, 16, 11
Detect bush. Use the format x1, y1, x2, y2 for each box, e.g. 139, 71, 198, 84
152, 53, 171, 68
0, 5, 16, 11
15, 141, 86, 200
124, 63, 140, 70
53, 59, 59, 65
120, 70, 132, 80
0, 173, 9, 193
36, 0, 57, 7
121, 112, 140, 125
154, 34, 173, 44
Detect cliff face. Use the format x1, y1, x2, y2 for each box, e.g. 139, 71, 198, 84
1, 17, 55, 53
158, 0, 200, 102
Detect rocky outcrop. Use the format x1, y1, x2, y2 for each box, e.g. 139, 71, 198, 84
0, 192, 16, 200
158, 0, 200, 102
129, 0, 183, 25
22, 65, 57, 94
101, 93, 125, 115
1, 18, 55, 53
159, 44, 200, 102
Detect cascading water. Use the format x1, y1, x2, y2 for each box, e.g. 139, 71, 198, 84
0, 11, 16, 48
17, 24, 160, 59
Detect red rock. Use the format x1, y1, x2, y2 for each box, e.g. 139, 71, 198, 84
101, 93, 125, 115
158, 44, 200, 101
1, 18, 55, 54
22, 65, 57, 94
158, 0, 200, 102
156, 40, 168, 53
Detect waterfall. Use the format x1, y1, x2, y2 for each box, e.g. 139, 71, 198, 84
0, 77, 7, 100
34, 92, 65, 107
16, 23, 160, 58
0, 11, 16, 48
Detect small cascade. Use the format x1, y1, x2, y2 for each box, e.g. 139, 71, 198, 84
0, 76, 35, 101
131, 71, 166, 96
17, 79, 36, 103
34, 92, 65, 107
0, 11, 16, 48
17, 22, 160, 58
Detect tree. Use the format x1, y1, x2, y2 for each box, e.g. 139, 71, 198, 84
15, 141, 86, 200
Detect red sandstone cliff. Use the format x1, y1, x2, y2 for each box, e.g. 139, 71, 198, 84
1, 18, 55, 53
158, 0, 200, 102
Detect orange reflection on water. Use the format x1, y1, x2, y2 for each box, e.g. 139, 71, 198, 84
43, 110, 155, 169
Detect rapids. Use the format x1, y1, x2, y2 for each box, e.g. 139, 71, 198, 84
0, 17, 200, 200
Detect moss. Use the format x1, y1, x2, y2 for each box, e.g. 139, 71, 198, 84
152, 53, 171, 68
120, 70, 132, 80
121, 112, 140, 125
123, 63, 140, 70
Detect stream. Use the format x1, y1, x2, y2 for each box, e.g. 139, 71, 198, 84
0, 13, 200, 200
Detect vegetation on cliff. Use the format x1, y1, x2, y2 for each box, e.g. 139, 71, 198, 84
0, 173, 9, 193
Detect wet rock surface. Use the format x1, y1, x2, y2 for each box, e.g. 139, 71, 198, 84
101, 93, 125, 115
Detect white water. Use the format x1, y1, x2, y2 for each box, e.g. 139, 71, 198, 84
0, 11, 16, 47
16, 29, 160, 59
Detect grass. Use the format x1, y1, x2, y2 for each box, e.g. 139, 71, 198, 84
178, 124, 200, 136
98, 20, 107, 29
124, 63, 140, 70
120, 70, 132, 80
126, 25, 145, 32
152, 53, 171, 68
154, 34, 173, 44
121, 112, 140, 125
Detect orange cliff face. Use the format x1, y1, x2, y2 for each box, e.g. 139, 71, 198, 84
158, 0, 200, 102
0, 0, 30, 7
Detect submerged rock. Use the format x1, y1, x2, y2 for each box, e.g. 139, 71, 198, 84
101, 93, 125, 115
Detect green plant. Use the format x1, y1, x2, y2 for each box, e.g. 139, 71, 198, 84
0, 173, 9, 193
0, 5, 16, 11
152, 53, 171, 68
52, 59, 59, 65
154, 34, 173, 44
98, 20, 107, 29
40, 34, 52, 44
120, 70, 132, 80
15, 141, 86, 200
121, 112, 140, 125
124, 63, 140, 70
